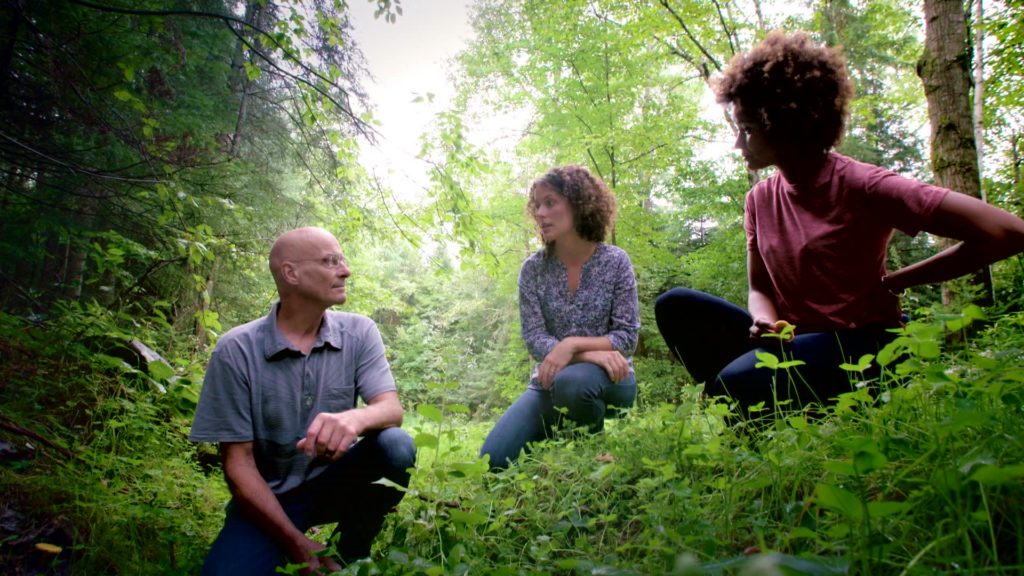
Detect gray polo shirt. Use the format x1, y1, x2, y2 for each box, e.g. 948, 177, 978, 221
190, 302, 397, 494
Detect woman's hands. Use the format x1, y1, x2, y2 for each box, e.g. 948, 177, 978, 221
749, 316, 777, 339
750, 318, 794, 341
538, 340, 575, 388
538, 338, 630, 387
578, 350, 630, 382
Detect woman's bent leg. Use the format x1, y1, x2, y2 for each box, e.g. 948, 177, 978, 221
654, 288, 755, 384
479, 388, 557, 470
714, 329, 896, 412
551, 363, 636, 433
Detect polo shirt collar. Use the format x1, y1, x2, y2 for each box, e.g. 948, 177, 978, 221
318, 313, 344, 350
262, 301, 343, 360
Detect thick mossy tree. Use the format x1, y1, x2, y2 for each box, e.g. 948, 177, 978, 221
919, 0, 993, 305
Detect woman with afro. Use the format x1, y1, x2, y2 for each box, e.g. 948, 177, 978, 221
655, 31, 1024, 414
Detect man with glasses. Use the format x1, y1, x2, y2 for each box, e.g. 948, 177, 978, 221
190, 226, 416, 575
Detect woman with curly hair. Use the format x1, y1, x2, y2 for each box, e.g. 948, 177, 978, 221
655, 31, 1024, 413
481, 165, 640, 470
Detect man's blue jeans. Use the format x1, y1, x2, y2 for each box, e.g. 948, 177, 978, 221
654, 287, 897, 413
201, 427, 416, 576
479, 362, 636, 471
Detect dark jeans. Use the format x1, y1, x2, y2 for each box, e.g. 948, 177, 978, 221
202, 427, 416, 576
479, 362, 637, 471
654, 287, 896, 413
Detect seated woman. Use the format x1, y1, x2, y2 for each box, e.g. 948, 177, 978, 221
655, 31, 1024, 414
480, 165, 640, 470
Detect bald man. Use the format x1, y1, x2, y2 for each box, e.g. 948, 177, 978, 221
190, 227, 416, 575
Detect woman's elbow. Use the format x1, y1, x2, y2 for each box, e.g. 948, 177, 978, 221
987, 223, 1024, 262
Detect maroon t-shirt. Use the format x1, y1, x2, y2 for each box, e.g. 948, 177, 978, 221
744, 153, 948, 332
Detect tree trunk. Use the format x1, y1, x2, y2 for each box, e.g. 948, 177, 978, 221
229, 1, 265, 157
0, 1, 22, 108
918, 0, 993, 306
972, 0, 985, 198
195, 256, 219, 347
1013, 133, 1021, 192
61, 237, 86, 302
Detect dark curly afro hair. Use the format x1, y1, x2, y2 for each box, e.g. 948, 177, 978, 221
528, 165, 616, 249
714, 30, 854, 153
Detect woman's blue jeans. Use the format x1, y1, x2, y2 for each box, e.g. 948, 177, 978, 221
479, 362, 636, 470
201, 427, 416, 576
654, 287, 896, 413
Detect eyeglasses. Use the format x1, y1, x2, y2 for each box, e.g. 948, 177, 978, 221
290, 254, 348, 269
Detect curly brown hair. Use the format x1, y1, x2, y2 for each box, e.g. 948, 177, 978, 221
528, 165, 616, 248
714, 31, 854, 153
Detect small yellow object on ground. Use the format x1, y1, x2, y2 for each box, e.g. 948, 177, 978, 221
35, 542, 63, 554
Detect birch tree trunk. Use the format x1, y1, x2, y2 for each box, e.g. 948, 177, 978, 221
973, 0, 985, 198
918, 0, 993, 305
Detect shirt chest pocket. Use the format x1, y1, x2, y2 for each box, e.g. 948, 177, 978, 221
322, 380, 355, 413
317, 355, 356, 412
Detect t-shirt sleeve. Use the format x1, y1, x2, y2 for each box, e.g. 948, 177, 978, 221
354, 319, 398, 403
189, 342, 254, 443
863, 167, 949, 237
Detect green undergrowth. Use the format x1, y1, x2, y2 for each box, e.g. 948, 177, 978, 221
2, 305, 1024, 574
375, 306, 1024, 575
0, 306, 224, 575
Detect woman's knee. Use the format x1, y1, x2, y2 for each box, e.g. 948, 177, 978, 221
479, 390, 554, 470
655, 287, 701, 320
551, 364, 607, 405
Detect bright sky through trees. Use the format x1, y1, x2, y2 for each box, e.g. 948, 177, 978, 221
349, 1, 474, 201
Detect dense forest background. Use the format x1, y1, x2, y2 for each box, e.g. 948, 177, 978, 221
2, 0, 1024, 574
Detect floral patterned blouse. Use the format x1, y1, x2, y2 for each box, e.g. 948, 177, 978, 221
518, 243, 640, 389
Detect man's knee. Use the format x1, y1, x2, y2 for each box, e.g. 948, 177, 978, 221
376, 427, 416, 480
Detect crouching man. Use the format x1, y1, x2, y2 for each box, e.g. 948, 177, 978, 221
190, 227, 416, 575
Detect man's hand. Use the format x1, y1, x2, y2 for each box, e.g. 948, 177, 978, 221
286, 535, 342, 575
296, 411, 364, 460
578, 350, 630, 382
538, 340, 576, 388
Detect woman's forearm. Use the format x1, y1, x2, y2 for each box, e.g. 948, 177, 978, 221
885, 239, 1023, 293
747, 289, 778, 321
561, 336, 616, 358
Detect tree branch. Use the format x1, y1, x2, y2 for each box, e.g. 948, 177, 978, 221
68, 0, 375, 137
657, 0, 723, 73
710, 0, 737, 57
0, 412, 76, 461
